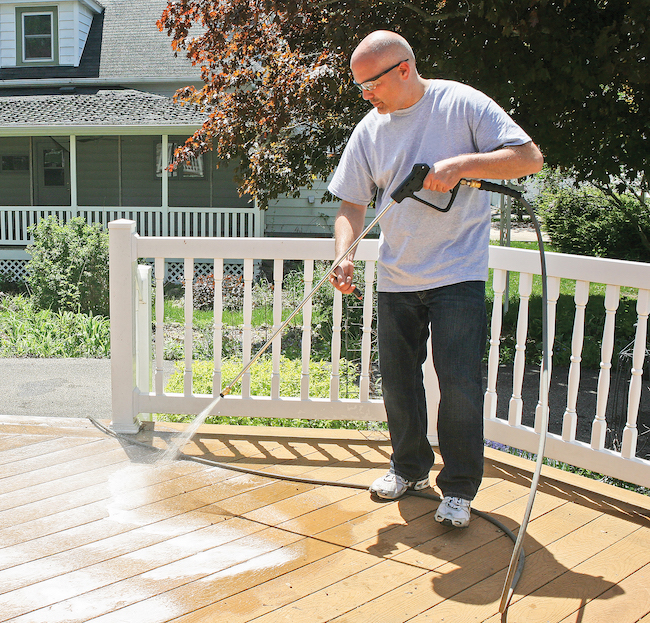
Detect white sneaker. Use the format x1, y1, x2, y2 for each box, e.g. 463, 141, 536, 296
369, 471, 430, 500
434, 496, 471, 528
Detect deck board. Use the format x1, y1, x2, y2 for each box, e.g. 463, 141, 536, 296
0, 416, 648, 623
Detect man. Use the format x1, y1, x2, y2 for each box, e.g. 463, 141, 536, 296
328, 30, 543, 528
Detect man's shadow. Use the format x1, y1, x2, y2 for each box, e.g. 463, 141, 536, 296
363, 493, 625, 617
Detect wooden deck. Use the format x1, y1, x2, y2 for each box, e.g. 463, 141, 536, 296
0, 415, 649, 623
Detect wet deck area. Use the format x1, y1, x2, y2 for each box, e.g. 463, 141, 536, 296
1, 415, 649, 623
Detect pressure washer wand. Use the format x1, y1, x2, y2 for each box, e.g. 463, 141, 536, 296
219, 163, 444, 399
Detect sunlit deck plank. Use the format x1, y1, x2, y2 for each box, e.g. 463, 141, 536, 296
0, 416, 648, 623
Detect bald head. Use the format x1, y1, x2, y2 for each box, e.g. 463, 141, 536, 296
351, 31, 415, 68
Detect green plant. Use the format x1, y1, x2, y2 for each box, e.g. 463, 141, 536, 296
0, 274, 27, 295
166, 355, 359, 399
486, 285, 640, 370
0, 294, 110, 357
26, 216, 110, 316
159, 355, 379, 429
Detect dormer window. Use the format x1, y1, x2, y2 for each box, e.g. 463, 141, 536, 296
16, 6, 59, 66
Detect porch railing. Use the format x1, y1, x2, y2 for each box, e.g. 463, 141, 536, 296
1, 205, 263, 244
109, 219, 650, 489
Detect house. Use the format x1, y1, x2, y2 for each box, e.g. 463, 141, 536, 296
0, 0, 342, 283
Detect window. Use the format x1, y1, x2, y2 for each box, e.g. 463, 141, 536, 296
43, 148, 64, 186
16, 7, 59, 65
1, 155, 30, 171
156, 142, 205, 179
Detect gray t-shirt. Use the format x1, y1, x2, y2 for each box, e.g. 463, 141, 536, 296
328, 79, 532, 292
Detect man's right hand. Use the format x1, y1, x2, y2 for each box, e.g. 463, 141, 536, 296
330, 258, 356, 295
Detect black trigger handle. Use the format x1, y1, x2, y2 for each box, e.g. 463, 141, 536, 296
391, 163, 460, 212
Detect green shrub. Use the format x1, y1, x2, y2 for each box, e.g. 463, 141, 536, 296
537, 185, 650, 262
493, 291, 639, 369
26, 216, 109, 316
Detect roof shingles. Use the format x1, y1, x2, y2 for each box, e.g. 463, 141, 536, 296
0, 89, 206, 127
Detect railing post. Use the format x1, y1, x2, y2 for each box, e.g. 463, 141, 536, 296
621, 289, 650, 458
109, 219, 141, 433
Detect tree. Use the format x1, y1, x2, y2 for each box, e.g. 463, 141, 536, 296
158, 0, 649, 208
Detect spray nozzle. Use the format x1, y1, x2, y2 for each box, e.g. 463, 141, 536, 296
391, 163, 461, 212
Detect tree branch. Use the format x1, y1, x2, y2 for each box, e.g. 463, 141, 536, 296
314, 0, 466, 22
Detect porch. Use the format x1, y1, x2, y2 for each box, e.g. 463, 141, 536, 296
0, 414, 648, 623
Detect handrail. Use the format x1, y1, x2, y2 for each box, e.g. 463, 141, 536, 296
108, 220, 650, 489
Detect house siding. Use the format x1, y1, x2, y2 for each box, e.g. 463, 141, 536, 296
59, 3, 75, 66
76, 2, 93, 66
265, 179, 380, 239
0, 3, 16, 67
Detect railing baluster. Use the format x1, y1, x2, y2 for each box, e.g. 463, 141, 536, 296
154, 256, 165, 395
301, 260, 314, 400
509, 272, 533, 426
241, 258, 254, 399
591, 284, 620, 449
562, 280, 589, 441
485, 268, 507, 419
330, 288, 343, 401
359, 260, 375, 401
621, 288, 650, 458
535, 276, 561, 433
271, 259, 283, 399
183, 258, 194, 396
212, 258, 224, 396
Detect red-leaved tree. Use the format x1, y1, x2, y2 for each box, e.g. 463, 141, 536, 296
158, 0, 649, 208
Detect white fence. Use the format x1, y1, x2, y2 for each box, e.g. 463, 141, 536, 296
109, 219, 650, 489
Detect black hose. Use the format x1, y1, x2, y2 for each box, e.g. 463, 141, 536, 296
91, 175, 545, 619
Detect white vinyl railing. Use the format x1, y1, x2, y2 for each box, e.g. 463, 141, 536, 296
109, 219, 650, 489
0, 205, 262, 244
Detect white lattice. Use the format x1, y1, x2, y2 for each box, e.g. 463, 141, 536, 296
0, 259, 28, 282
149, 260, 245, 284
0, 256, 246, 286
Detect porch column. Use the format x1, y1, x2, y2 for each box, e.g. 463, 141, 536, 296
70, 134, 77, 214
161, 134, 169, 235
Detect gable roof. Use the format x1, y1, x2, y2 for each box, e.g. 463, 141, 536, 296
0, 0, 200, 85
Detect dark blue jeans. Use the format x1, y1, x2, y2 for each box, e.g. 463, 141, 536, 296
377, 281, 487, 501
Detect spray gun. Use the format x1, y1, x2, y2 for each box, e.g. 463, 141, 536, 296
390, 162, 461, 210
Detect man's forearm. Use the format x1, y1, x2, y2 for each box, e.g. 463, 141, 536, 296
453, 142, 544, 180
424, 141, 544, 193
334, 201, 368, 260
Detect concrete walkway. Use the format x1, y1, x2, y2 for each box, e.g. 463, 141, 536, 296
0, 358, 175, 420
0, 358, 113, 419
